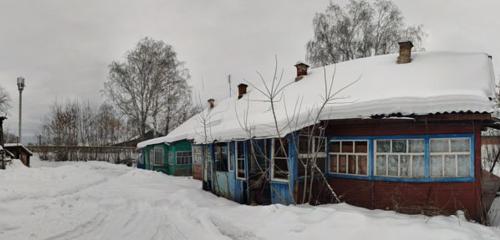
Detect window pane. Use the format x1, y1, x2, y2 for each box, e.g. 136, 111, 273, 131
275, 139, 288, 158
348, 155, 356, 174
408, 139, 424, 153
430, 155, 443, 177
237, 142, 245, 158
274, 158, 288, 179
316, 138, 326, 153
444, 155, 456, 177
376, 140, 390, 153
358, 155, 367, 175
331, 142, 340, 153
330, 154, 338, 172
376, 155, 386, 176
412, 155, 425, 177
392, 140, 406, 153
355, 141, 368, 153
342, 141, 353, 153
457, 154, 470, 177
431, 139, 449, 153
299, 136, 309, 154
388, 155, 398, 176
451, 139, 470, 152
339, 155, 347, 173
400, 155, 410, 177
316, 157, 326, 173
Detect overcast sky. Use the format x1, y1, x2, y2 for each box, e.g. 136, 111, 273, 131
0, 0, 499, 143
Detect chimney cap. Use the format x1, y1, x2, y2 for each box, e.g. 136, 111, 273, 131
295, 61, 309, 67
237, 83, 248, 87
207, 98, 215, 102
398, 41, 414, 48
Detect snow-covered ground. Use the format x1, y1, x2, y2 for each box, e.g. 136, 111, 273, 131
1, 158, 499, 240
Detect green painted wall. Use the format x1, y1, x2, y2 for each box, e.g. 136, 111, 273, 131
141, 139, 193, 176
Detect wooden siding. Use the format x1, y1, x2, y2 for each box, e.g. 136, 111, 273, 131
312, 118, 487, 222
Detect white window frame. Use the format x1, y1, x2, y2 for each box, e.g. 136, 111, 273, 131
271, 138, 289, 182
152, 146, 164, 166
176, 151, 192, 165
429, 137, 471, 178
298, 136, 327, 175
192, 145, 202, 165
235, 141, 246, 180
374, 139, 425, 178
329, 140, 369, 176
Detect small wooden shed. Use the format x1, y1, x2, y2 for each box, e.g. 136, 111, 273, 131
4, 143, 33, 167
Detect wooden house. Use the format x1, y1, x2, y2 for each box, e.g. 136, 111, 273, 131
4, 143, 33, 167
160, 41, 500, 222
136, 139, 193, 176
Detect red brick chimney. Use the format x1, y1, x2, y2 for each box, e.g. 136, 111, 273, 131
207, 98, 215, 109
237, 83, 248, 99
397, 41, 413, 64
294, 62, 309, 81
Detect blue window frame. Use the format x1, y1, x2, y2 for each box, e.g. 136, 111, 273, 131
328, 134, 475, 183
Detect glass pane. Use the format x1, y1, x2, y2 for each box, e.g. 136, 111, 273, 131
450, 138, 470, 152
408, 139, 424, 153
358, 155, 367, 175
274, 158, 288, 179
316, 157, 326, 173
316, 138, 326, 152
430, 139, 449, 153
354, 141, 368, 153
430, 155, 443, 177
376, 155, 386, 176
457, 154, 470, 177
392, 140, 407, 153
331, 142, 340, 153
339, 155, 347, 173
444, 155, 456, 177
400, 155, 410, 177
275, 139, 288, 158
237, 142, 245, 158
299, 136, 309, 154
412, 155, 425, 177
342, 142, 353, 153
388, 155, 398, 176
376, 140, 390, 153
330, 154, 338, 172
348, 155, 356, 174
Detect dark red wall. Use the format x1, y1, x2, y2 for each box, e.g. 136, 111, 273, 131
303, 118, 485, 222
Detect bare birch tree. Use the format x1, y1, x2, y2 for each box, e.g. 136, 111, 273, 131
105, 37, 192, 137
0, 85, 10, 116
306, 0, 425, 66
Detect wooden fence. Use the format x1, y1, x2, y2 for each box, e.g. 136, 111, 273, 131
29, 145, 138, 164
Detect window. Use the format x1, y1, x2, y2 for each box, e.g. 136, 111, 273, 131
374, 139, 424, 177
298, 136, 326, 176
329, 140, 368, 176
236, 142, 246, 179
192, 146, 202, 165
215, 143, 229, 171
176, 151, 192, 165
272, 138, 289, 181
430, 138, 470, 177
152, 147, 164, 166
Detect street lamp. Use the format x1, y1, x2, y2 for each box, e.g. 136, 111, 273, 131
17, 77, 25, 143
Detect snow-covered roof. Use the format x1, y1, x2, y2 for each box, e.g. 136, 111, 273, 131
138, 51, 497, 148
4, 143, 34, 155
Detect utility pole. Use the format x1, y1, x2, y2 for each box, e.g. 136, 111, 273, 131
228, 74, 231, 98
17, 77, 25, 144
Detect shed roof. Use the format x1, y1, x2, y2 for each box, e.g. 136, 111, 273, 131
138, 51, 497, 148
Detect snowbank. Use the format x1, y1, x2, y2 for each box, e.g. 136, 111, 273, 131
0, 161, 499, 240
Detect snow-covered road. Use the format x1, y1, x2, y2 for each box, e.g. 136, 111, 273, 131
1, 160, 499, 240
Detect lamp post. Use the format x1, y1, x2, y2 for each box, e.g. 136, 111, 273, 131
17, 77, 25, 143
